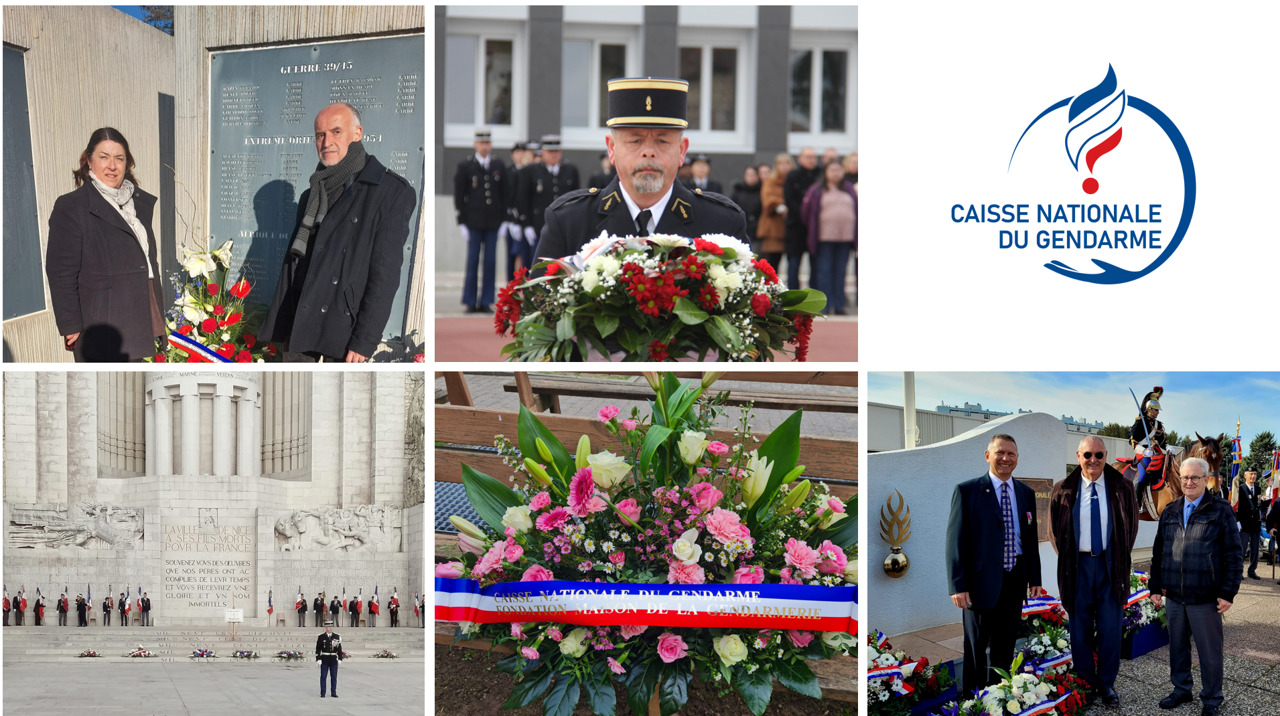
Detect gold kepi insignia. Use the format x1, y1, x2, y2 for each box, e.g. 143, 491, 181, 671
601, 190, 621, 211
646, 95, 652, 111
672, 198, 690, 219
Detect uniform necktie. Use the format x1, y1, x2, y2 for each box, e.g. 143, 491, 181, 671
1001, 481, 1015, 571
635, 209, 652, 237
1089, 482, 1103, 556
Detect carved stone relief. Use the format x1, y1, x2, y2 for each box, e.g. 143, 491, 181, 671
274, 505, 402, 552
8, 503, 144, 549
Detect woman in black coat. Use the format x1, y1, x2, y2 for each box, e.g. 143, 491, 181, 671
730, 165, 763, 251
46, 127, 165, 361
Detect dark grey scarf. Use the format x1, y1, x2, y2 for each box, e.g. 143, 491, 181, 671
289, 141, 368, 257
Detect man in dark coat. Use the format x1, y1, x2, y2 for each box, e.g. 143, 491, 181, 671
313, 593, 325, 626
45, 175, 164, 362
588, 152, 614, 191
782, 147, 821, 289
389, 590, 400, 628
683, 153, 723, 194
118, 592, 128, 626
258, 102, 416, 362
535, 79, 747, 263
945, 433, 1044, 695
3, 591, 9, 626
33, 592, 44, 626
140, 592, 152, 626
1150, 457, 1241, 716
76, 594, 87, 627
57, 593, 69, 627
517, 135, 579, 254
103, 594, 112, 626
316, 621, 344, 698
1236, 470, 1264, 579
297, 591, 308, 627
454, 128, 510, 312
14, 590, 25, 626
1048, 437, 1139, 706
328, 595, 341, 624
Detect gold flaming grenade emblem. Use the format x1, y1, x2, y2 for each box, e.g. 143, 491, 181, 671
880, 490, 912, 578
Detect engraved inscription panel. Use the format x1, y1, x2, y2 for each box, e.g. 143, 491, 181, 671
209, 35, 424, 338
161, 508, 256, 618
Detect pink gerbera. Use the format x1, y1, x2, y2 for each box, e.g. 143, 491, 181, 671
568, 467, 597, 518
535, 507, 570, 532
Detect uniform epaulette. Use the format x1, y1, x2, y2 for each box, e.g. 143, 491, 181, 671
547, 188, 596, 212
693, 189, 741, 210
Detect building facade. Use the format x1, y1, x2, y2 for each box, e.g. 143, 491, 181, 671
2, 371, 425, 627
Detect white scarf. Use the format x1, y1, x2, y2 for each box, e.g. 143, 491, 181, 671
89, 170, 152, 278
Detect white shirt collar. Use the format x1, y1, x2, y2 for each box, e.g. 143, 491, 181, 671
619, 183, 674, 236
1081, 470, 1105, 488
475, 153, 489, 169
988, 470, 1015, 492
546, 162, 559, 176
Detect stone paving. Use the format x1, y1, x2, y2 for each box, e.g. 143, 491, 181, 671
0, 660, 424, 715
436, 372, 858, 438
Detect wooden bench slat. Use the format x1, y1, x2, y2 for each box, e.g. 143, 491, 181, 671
502, 376, 857, 414
542, 371, 859, 388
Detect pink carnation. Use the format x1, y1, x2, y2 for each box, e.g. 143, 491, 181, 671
787, 630, 815, 648
816, 539, 848, 575
828, 498, 846, 514
607, 657, 626, 674
690, 483, 724, 512
529, 492, 552, 512
521, 564, 553, 581
656, 632, 688, 663
521, 646, 540, 660
619, 624, 649, 640
435, 561, 465, 578
784, 538, 819, 579
473, 540, 507, 577
609, 552, 626, 566
598, 405, 621, 422
585, 495, 609, 515
732, 565, 765, 584
706, 508, 747, 544
706, 441, 729, 456
567, 467, 597, 518
510, 622, 527, 639
696, 467, 712, 478
546, 627, 564, 642
620, 419, 638, 431
779, 567, 802, 585
535, 507, 570, 532
755, 630, 773, 649
504, 526, 516, 538
505, 542, 524, 562
615, 498, 641, 522
667, 560, 706, 585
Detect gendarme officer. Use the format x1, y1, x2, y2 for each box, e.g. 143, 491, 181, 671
316, 620, 343, 698
454, 128, 509, 313
534, 78, 748, 262
517, 134, 579, 256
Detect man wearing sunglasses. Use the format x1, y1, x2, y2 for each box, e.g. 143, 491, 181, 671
1049, 436, 1139, 706
1150, 457, 1241, 716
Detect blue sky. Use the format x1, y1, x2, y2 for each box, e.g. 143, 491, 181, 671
868, 372, 1280, 448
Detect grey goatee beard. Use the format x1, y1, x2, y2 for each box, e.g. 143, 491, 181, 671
631, 165, 665, 194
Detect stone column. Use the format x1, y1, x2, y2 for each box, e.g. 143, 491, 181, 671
181, 383, 200, 476
145, 392, 155, 476
213, 382, 233, 475
154, 388, 173, 475
237, 386, 259, 478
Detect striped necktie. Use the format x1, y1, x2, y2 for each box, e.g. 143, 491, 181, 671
1001, 482, 1016, 571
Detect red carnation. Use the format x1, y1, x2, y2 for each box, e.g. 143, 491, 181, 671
265, 344, 278, 357
752, 258, 779, 285
648, 340, 670, 361
213, 304, 225, 316
751, 293, 772, 317
242, 334, 256, 349
235, 350, 252, 363
206, 283, 220, 295
545, 262, 560, 276
222, 312, 242, 327
228, 279, 251, 299
495, 268, 527, 336
693, 238, 724, 255
154, 353, 167, 362
413, 353, 425, 363
200, 318, 218, 333
178, 324, 193, 335
217, 343, 236, 358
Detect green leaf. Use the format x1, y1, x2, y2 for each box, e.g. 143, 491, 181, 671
659, 660, 692, 716
517, 405, 576, 489
748, 410, 804, 527
460, 464, 524, 534
502, 663, 553, 710
583, 329, 612, 362
778, 288, 827, 315
673, 297, 709, 325
618, 327, 641, 354
556, 313, 574, 342
705, 315, 742, 355
542, 671, 581, 716
639, 425, 674, 480
585, 663, 617, 716
810, 493, 859, 550
624, 660, 660, 716
733, 664, 773, 716
594, 313, 620, 338
494, 653, 523, 675
774, 659, 822, 698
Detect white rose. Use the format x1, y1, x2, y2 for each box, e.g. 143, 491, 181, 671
586, 450, 631, 489
723, 272, 743, 291
580, 270, 600, 291
843, 562, 858, 584
707, 263, 727, 280
713, 634, 748, 666
502, 505, 533, 533
1006, 701, 1022, 714
222, 332, 231, 342
677, 431, 711, 465
559, 628, 590, 658
1056, 639, 1067, 650
671, 529, 702, 565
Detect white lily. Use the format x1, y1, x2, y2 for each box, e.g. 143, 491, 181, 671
178, 289, 207, 323
211, 239, 235, 266
182, 249, 217, 278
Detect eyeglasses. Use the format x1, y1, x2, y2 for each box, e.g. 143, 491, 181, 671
1081, 452, 1106, 460
1180, 475, 1205, 482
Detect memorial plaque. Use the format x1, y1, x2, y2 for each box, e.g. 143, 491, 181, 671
161, 508, 256, 618
1016, 478, 1054, 542
209, 35, 424, 339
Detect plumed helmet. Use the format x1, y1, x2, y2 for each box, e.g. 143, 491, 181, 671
1142, 387, 1164, 414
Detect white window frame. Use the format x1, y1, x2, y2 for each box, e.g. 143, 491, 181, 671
675, 26, 754, 153
787, 30, 858, 154
560, 23, 641, 151
443, 18, 528, 149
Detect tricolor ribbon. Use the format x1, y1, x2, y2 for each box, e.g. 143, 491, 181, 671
436, 578, 857, 633
1021, 691, 1073, 716
1028, 651, 1073, 677
1021, 595, 1061, 617
167, 332, 231, 362
1125, 588, 1151, 608
873, 629, 889, 649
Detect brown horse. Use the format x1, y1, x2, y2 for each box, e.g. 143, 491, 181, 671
1114, 433, 1225, 521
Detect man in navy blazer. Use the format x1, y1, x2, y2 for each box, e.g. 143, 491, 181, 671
946, 433, 1044, 695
